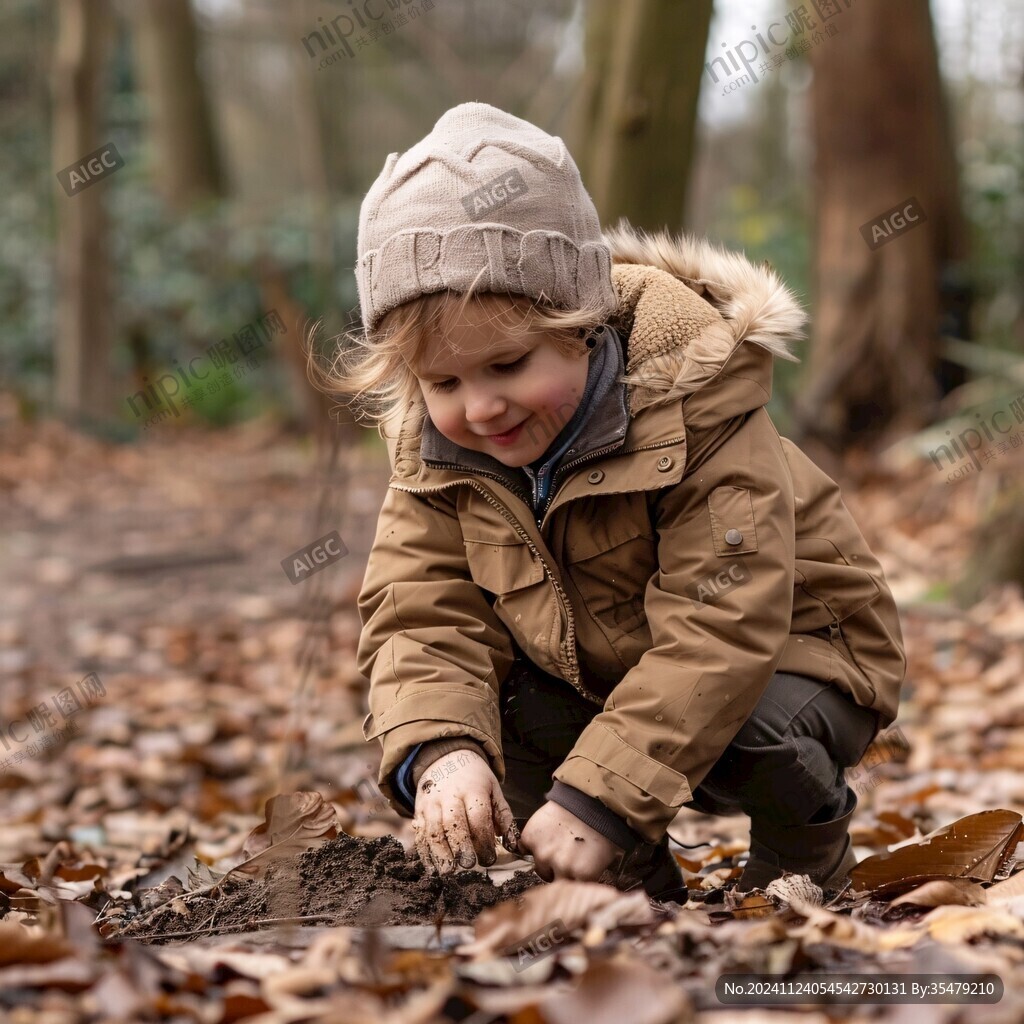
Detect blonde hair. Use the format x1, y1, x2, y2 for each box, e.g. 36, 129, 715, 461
309, 268, 611, 441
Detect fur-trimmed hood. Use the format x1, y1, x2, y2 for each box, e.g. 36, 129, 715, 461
603, 223, 807, 416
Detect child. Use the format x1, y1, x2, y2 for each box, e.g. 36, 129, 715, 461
335, 102, 906, 901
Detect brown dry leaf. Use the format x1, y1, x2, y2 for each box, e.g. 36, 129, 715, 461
890, 878, 988, 908
715, 892, 776, 921
849, 809, 1024, 898
0, 921, 75, 967
457, 880, 628, 959
851, 810, 919, 846
233, 791, 339, 878
986, 869, 1024, 904
0, 956, 98, 992
537, 953, 690, 1024
585, 890, 659, 938
789, 903, 920, 953
923, 904, 1024, 943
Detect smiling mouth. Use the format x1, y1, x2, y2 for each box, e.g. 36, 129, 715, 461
485, 418, 528, 440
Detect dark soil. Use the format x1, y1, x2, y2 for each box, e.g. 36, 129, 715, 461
119, 833, 541, 943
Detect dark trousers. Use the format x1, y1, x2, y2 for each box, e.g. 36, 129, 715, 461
499, 652, 880, 837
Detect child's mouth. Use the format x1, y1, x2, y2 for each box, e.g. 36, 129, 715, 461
487, 418, 527, 445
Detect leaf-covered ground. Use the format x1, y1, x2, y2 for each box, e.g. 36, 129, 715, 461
2, 410, 1024, 1022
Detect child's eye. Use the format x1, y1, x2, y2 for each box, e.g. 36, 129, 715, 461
427, 353, 530, 393
493, 353, 530, 374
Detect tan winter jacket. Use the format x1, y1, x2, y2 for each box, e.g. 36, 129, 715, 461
357, 227, 906, 844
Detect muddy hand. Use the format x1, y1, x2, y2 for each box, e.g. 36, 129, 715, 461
412, 747, 516, 876
519, 800, 623, 882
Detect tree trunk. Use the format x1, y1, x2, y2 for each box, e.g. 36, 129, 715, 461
52, 0, 115, 426
794, 0, 969, 454
124, 0, 224, 208
577, 0, 713, 232
257, 264, 356, 448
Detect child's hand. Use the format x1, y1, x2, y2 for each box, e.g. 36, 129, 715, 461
412, 747, 518, 875
520, 801, 623, 882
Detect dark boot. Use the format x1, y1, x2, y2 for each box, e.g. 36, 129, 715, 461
611, 836, 689, 904
736, 789, 859, 895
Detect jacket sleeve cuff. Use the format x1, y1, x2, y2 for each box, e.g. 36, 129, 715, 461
545, 780, 646, 854
391, 743, 422, 815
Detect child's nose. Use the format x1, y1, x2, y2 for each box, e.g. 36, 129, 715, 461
463, 387, 507, 424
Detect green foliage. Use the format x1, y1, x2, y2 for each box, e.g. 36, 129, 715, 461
705, 182, 812, 434
960, 135, 1024, 350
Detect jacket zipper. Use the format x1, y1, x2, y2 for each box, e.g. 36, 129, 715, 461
390, 476, 604, 706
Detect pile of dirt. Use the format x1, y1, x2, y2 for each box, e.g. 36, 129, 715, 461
120, 833, 541, 943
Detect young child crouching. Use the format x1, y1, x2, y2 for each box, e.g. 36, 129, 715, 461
328, 103, 905, 900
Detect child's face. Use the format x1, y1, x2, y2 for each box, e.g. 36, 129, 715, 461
411, 304, 589, 468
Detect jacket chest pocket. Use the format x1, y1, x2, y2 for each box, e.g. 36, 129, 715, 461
463, 535, 545, 595
564, 513, 656, 637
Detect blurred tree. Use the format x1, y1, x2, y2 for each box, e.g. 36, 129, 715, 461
795, 0, 970, 454
52, 0, 115, 422
574, 0, 713, 232
121, 0, 224, 208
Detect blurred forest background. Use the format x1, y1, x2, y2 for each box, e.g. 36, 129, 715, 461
3, 0, 1020, 441
3, 1, 1024, 1016
2, 0, 1022, 583
1, 0, 1022, 788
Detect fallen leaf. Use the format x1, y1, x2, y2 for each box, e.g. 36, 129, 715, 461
849, 809, 1024, 897
457, 880, 644, 959
0, 921, 74, 967
890, 878, 987, 908
233, 791, 339, 878
986, 869, 1024, 905
924, 904, 1024, 943
538, 953, 690, 1024
851, 810, 919, 846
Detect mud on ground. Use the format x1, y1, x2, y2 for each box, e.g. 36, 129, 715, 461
119, 833, 542, 943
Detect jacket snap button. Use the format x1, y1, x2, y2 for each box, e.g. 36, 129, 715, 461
656, 456, 673, 472
725, 528, 744, 545
587, 470, 604, 484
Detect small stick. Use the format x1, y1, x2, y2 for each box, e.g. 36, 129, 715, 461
107, 913, 338, 943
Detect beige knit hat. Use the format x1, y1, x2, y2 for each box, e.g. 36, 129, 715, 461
355, 102, 618, 334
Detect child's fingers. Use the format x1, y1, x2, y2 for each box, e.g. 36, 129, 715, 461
490, 786, 520, 855
463, 790, 498, 867
423, 815, 456, 872
412, 817, 437, 876
420, 804, 456, 875
442, 800, 477, 871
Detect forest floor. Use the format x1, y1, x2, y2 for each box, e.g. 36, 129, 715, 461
3, 409, 1024, 1023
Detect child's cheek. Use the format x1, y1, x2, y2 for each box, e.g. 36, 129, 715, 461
430, 404, 463, 440
533, 380, 583, 431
